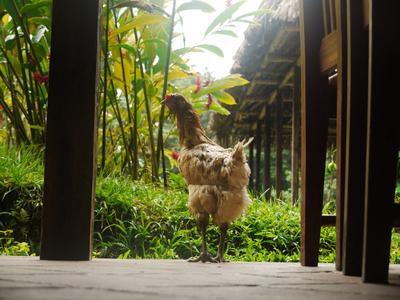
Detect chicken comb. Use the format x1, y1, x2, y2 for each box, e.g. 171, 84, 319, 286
165, 94, 173, 101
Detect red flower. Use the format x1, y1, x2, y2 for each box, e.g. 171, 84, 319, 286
194, 73, 202, 93
172, 150, 180, 161
33, 72, 49, 84
205, 94, 213, 109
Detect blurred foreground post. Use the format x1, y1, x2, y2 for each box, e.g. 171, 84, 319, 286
41, 0, 101, 260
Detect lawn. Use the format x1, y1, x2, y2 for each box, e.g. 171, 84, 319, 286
0, 145, 399, 263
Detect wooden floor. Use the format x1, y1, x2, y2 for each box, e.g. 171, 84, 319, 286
0, 256, 399, 299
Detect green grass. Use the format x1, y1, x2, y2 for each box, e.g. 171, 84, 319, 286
0, 144, 399, 264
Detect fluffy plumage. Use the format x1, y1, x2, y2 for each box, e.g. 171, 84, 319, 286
164, 94, 251, 262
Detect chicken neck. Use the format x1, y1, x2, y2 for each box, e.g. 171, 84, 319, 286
176, 109, 215, 148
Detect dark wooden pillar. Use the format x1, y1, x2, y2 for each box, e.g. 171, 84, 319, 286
275, 93, 283, 197
291, 66, 301, 205
342, 0, 368, 277
334, 0, 347, 272
40, 0, 101, 260
264, 113, 272, 199
255, 120, 262, 193
362, 0, 399, 283
299, 0, 329, 266
248, 131, 255, 191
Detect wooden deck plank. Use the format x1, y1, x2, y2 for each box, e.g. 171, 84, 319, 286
1, 257, 400, 300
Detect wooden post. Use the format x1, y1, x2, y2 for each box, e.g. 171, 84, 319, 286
264, 112, 272, 199
299, 0, 329, 266
342, 0, 368, 277
291, 66, 301, 205
275, 93, 283, 197
248, 131, 255, 191
255, 120, 262, 193
40, 0, 101, 260
362, 0, 399, 283
334, 0, 347, 272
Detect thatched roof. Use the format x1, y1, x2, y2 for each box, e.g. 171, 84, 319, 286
212, 0, 300, 142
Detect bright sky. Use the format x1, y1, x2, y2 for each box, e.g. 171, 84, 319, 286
174, 0, 263, 78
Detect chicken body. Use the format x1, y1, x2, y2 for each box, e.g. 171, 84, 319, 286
179, 143, 250, 226
164, 94, 251, 263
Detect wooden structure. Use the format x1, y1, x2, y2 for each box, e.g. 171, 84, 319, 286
216, 0, 400, 284
38, 0, 398, 286
41, 0, 101, 260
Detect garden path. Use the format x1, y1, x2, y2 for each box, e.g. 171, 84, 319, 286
0, 256, 399, 299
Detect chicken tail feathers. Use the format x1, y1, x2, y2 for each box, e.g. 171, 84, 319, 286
232, 137, 254, 163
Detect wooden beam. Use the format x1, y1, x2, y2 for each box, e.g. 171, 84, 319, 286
299, 0, 329, 267
41, 0, 101, 260
255, 121, 262, 193
342, 0, 368, 277
275, 94, 283, 197
248, 134, 255, 191
321, 215, 336, 227
264, 112, 272, 199
291, 67, 301, 204
253, 79, 279, 86
320, 31, 338, 73
334, 0, 347, 272
362, 0, 400, 284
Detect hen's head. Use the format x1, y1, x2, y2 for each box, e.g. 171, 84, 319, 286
163, 94, 193, 115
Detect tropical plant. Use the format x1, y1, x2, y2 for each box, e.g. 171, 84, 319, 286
0, 0, 256, 184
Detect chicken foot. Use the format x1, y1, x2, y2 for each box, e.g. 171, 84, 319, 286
214, 223, 229, 263
188, 215, 218, 263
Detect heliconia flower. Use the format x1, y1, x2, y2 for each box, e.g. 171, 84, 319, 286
194, 73, 202, 93
33, 72, 41, 82
33, 72, 49, 84
205, 94, 213, 109
172, 150, 179, 160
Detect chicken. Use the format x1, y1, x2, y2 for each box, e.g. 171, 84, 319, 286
163, 94, 251, 263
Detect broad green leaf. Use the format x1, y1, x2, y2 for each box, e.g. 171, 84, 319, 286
204, 0, 245, 37
174, 47, 203, 56
209, 101, 230, 115
113, 0, 167, 16
20, 0, 51, 15
177, 1, 215, 13
33, 25, 48, 44
212, 30, 237, 38
109, 14, 167, 37
193, 74, 249, 98
29, 17, 51, 28
29, 125, 45, 131
211, 90, 236, 105
112, 43, 137, 55
196, 44, 224, 57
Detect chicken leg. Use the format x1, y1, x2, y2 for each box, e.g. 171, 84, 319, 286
215, 223, 229, 262
188, 214, 217, 263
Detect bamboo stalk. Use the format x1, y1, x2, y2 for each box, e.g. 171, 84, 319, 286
156, 0, 177, 188
134, 28, 157, 181
101, 0, 111, 170
10, 0, 44, 75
